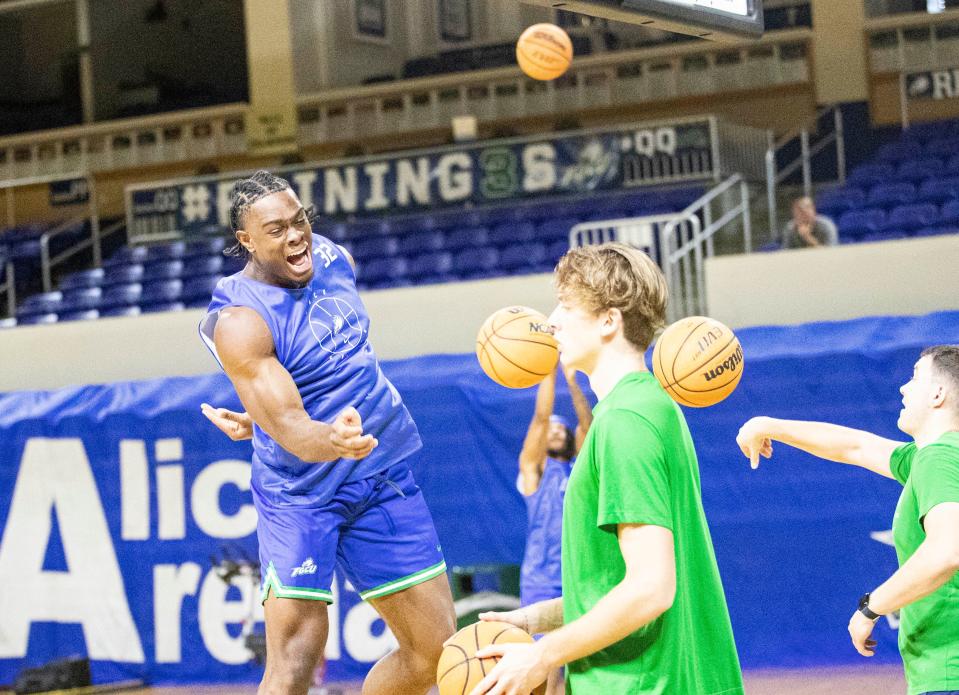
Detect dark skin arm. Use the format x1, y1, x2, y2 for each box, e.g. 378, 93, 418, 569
213, 305, 377, 462
518, 370, 556, 495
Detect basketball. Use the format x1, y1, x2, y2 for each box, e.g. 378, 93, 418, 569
437, 621, 547, 695
652, 316, 744, 408
476, 306, 559, 389
516, 23, 573, 81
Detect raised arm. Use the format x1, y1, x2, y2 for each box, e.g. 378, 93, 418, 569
214, 306, 376, 462
736, 416, 904, 478
518, 369, 556, 495
563, 366, 593, 454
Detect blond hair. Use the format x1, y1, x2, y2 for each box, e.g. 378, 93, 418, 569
555, 242, 668, 351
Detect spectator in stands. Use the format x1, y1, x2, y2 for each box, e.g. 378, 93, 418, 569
781, 196, 838, 249
737, 345, 959, 695
198, 170, 454, 695
517, 365, 592, 695
470, 243, 744, 695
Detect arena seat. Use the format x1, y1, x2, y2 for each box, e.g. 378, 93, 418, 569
58, 309, 100, 322
182, 275, 223, 308
407, 251, 453, 280
489, 221, 536, 247
917, 177, 959, 204
896, 158, 944, 183
357, 257, 407, 286
103, 245, 148, 267
146, 240, 187, 261
59, 267, 106, 290
59, 286, 103, 313
847, 163, 895, 188
881, 203, 939, 233
453, 247, 499, 277
500, 242, 546, 272
17, 312, 57, 325
140, 301, 185, 313
838, 208, 886, 239
100, 305, 141, 318
398, 230, 445, 256
182, 255, 224, 277
101, 282, 143, 309
445, 226, 489, 251
867, 182, 916, 208
16, 291, 63, 318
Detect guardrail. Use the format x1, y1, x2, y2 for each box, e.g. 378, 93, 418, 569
0, 30, 811, 181
867, 8, 959, 73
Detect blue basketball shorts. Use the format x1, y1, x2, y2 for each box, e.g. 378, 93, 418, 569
520, 582, 562, 607
254, 461, 446, 603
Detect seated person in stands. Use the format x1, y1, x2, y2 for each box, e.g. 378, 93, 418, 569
781, 196, 838, 249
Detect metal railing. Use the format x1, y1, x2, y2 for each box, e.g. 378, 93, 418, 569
765, 105, 846, 238
0, 30, 812, 180
867, 8, 959, 74
41, 218, 124, 293
570, 174, 751, 321
0, 260, 15, 318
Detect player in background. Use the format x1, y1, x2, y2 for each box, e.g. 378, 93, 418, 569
736, 346, 959, 695
517, 365, 592, 695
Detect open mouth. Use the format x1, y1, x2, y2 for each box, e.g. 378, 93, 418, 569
286, 247, 312, 273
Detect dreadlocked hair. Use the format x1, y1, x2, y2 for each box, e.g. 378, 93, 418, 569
223, 170, 293, 258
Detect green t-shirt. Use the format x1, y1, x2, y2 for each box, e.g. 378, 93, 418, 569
561, 371, 743, 694
889, 431, 959, 695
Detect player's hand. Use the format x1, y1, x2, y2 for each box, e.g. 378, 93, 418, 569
736, 416, 774, 469
468, 642, 549, 695
329, 407, 378, 460
477, 608, 531, 633
200, 403, 254, 441
848, 610, 878, 657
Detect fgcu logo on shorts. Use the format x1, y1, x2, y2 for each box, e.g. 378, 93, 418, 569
291, 557, 317, 578
702, 345, 744, 382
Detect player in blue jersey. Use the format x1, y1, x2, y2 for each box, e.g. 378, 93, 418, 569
198, 170, 455, 695
517, 365, 591, 695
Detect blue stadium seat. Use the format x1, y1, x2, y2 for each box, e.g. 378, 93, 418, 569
17, 312, 58, 325
946, 153, 959, 175
182, 275, 222, 304
16, 291, 63, 318
915, 226, 957, 238
358, 257, 408, 284
100, 305, 141, 318
60, 286, 103, 312
221, 254, 245, 274
939, 199, 959, 226
368, 277, 413, 290
407, 251, 453, 279
101, 283, 143, 308
0, 317, 17, 329
398, 230, 445, 256
838, 208, 886, 239
445, 226, 489, 251
860, 230, 908, 243
60, 267, 106, 290
142, 259, 184, 281
881, 203, 939, 232
452, 247, 499, 276
500, 242, 546, 272
917, 177, 959, 204
923, 136, 959, 158
896, 158, 944, 183
535, 218, 579, 242
58, 309, 100, 322
351, 235, 399, 261
140, 301, 185, 314
815, 187, 866, 218
141, 279, 183, 305
146, 241, 187, 262
875, 140, 922, 163
104, 245, 148, 267
848, 163, 895, 188
545, 239, 569, 263
867, 182, 916, 208
182, 255, 224, 277
489, 221, 536, 247
104, 263, 145, 285
185, 237, 227, 256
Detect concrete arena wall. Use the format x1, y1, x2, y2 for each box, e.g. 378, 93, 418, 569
0, 273, 556, 392
706, 235, 959, 329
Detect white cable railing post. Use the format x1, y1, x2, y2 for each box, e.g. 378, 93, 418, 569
765, 138, 777, 241
834, 106, 846, 184
741, 178, 752, 253
800, 128, 812, 196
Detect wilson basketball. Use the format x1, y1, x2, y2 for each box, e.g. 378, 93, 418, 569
437, 621, 546, 695
652, 316, 744, 408
476, 306, 558, 389
516, 23, 573, 81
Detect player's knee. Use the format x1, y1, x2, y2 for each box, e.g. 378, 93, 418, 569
268, 635, 323, 688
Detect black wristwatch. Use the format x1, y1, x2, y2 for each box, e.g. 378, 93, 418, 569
858, 592, 881, 621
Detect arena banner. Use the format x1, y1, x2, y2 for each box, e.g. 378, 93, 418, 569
124, 118, 716, 243
904, 67, 959, 102
2, 311, 958, 686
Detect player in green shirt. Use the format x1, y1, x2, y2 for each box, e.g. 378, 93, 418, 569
468, 242, 744, 695
737, 345, 959, 695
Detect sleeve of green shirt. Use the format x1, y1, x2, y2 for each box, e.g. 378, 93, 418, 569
889, 441, 917, 485
593, 408, 672, 532
911, 443, 959, 520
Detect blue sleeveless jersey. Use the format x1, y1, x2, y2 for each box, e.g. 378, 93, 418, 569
521, 457, 574, 593
199, 234, 422, 506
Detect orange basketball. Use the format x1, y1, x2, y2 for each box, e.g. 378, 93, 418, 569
476, 306, 558, 389
437, 621, 546, 695
652, 316, 744, 408
516, 23, 573, 81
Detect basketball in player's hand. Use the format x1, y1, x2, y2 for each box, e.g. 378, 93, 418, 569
437, 621, 546, 695
476, 306, 558, 389
652, 316, 744, 407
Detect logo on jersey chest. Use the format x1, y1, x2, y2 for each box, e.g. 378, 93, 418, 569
308, 294, 363, 355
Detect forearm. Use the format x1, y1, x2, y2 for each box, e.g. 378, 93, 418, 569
522, 598, 564, 633
259, 412, 339, 462
762, 417, 870, 466
869, 540, 959, 615
536, 578, 670, 669
567, 379, 593, 428
533, 371, 556, 419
